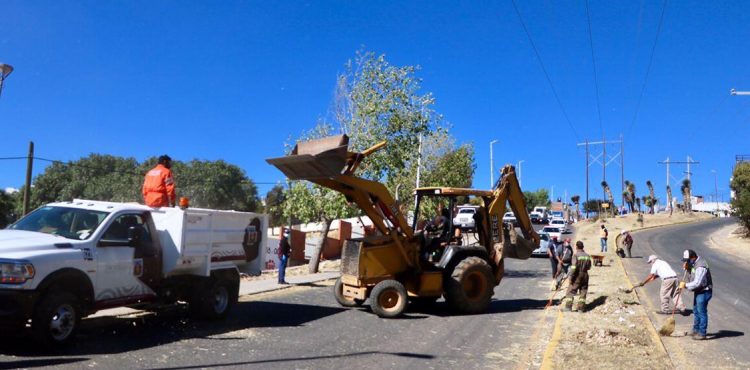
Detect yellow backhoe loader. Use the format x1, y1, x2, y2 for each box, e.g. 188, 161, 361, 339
267, 135, 539, 317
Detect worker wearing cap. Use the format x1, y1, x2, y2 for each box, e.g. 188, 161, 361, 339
621, 230, 634, 258
562, 241, 592, 312
142, 155, 177, 207
681, 249, 713, 340
635, 255, 686, 314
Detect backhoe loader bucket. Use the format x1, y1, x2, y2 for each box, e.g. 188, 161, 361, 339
501, 225, 535, 260
266, 135, 349, 180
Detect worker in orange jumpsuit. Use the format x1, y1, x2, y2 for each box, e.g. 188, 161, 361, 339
142, 155, 176, 207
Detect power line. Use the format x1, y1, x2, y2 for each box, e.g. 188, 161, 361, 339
626, 0, 669, 137
584, 0, 605, 140
509, 0, 581, 141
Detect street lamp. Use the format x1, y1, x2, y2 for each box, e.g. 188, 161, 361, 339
0, 63, 14, 97
517, 160, 525, 187
731, 88, 750, 96
489, 140, 499, 188
711, 170, 719, 214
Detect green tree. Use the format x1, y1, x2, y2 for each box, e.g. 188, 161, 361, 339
264, 184, 287, 227
523, 189, 551, 212
731, 162, 750, 234
20, 154, 259, 214
583, 199, 605, 214
0, 191, 19, 228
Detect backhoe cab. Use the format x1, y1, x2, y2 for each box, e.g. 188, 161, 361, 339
267, 135, 539, 317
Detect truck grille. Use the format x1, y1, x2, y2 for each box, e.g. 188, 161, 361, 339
341, 240, 361, 276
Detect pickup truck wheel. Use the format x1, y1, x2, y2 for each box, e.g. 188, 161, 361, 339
190, 277, 238, 320
444, 256, 494, 314
369, 280, 407, 318
32, 291, 81, 347
333, 278, 363, 307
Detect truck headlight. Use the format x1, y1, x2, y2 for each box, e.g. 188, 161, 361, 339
0, 261, 35, 284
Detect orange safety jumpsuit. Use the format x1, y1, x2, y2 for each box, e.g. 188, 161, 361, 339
142, 164, 176, 207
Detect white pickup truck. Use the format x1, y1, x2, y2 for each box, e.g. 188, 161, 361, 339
0, 199, 266, 347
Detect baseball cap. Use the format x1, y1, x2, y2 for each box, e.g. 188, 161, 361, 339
682, 249, 697, 262
647, 255, 658, 264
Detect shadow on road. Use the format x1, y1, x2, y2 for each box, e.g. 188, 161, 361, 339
407, 298, 548, 317
0, 301, 346, 357
709, 330, 744, 340
0, 358, 89, 369
150, 351, 435, 369
585, 295, 607, 312
504, 270, 549, 278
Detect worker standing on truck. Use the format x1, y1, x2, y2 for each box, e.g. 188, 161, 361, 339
635, 255, 686, 314
682, 249, 713, 340
278, 228, 291, 284
562, 241, 592, 312
143, 155, 176, 208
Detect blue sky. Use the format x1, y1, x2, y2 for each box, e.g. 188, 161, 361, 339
1, 1, 748, 205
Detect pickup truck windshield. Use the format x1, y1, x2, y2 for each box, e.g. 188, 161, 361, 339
10, 206, 109, 240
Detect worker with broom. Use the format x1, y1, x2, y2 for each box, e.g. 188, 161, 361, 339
562, 241, 592, 312
682, 249, 713, 340
635, 255, 686, 314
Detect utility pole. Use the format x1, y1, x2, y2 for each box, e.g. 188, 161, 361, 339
489, 140, 498, 188
415, 134, 423, 210
658, 156, 700, 203
517, 160, 525, 188
577, 136, 623, 202
620, 134, 625, 209
585, 139, 589, 218
22, 141, 34, 215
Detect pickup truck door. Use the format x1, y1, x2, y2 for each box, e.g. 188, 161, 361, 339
95, 213, 157, 307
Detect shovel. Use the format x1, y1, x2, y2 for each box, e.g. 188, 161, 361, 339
659, 270, 688, 336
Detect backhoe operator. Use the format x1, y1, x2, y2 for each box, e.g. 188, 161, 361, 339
143, 155, 177, 208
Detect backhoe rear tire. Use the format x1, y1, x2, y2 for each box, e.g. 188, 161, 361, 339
333, 277, 364, 307
370, 280, 408, 318
444, 256, 495, 314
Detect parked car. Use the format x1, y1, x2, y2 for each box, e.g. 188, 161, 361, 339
542, 225, 562, 240
453, 206, 478, 230
531, 231, 552, 257
548, 218, 568, 233
503, 212, 518, 226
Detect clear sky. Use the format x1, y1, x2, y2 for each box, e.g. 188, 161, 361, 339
1, 1, 748, 205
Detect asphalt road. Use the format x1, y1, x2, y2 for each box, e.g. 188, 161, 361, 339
0, 225, 570, 370
621, 218, 750, 368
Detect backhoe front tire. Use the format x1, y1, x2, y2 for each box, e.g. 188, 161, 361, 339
444, 256, 495, 314
370, 280, 408, 318
333, 277, 363, 307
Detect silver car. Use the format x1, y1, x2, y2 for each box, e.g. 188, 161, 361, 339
532, 232, 552, 257
453, 207, 478, 230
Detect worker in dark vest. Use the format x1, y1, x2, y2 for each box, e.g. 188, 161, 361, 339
143, 155, 176, 207
562, 241, 592, 312
681, 249, 713, 340
278, 228, 291, 285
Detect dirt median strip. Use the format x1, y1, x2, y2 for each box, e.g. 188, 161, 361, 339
538, 213, 711, 369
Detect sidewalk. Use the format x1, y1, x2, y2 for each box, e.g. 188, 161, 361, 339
707, 220, 750, 262
89, 271, 340, 319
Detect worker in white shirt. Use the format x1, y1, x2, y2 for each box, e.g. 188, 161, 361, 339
635, 255, 687, 314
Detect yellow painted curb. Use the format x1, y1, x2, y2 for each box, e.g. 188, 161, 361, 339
539, 310, 563, 370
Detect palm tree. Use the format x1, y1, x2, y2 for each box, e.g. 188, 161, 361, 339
601, 181, 615, 217
571, 195, 581, 220
646, 180, 657, 214
681, 179, 692, 212
624, 180, 636, 212
666, 185, 673, 216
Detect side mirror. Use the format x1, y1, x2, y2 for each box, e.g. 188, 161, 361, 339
127, 226, 143, 248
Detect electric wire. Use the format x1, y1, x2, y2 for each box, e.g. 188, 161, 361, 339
626, 0, 669, 137
509, 0, 581, 141
584, 0, 605, 141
